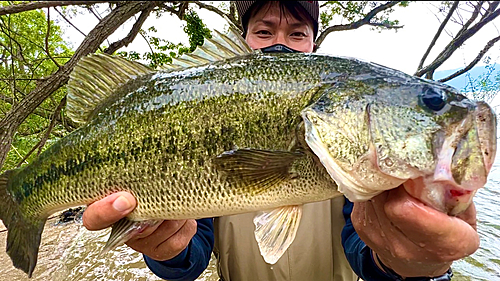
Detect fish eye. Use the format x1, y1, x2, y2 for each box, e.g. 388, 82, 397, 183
420, 87, 447, 112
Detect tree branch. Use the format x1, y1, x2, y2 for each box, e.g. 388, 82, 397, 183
191, 1, 241, 30
54, 6, 87, 38
367, 22, 403, 29
87, 4, 104, 21
0, 18, 30, 71
105, 4, 154, 54
0, 93, 15, 104
153, 2, 187, 23
439, 34, 500, 82
416, 1, 459, 72
315, 1, 403, 47
414, 5, 500, 78
0, 1, 161, 169
0, 1, 110, 16
45, 7, 61, 68
0, 92, 75, 130
455, 1, 483, 37
36, 96, 66, 156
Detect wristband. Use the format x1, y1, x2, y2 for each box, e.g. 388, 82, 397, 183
375, 253, 453, 281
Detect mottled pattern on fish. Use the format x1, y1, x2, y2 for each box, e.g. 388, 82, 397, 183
11, 54, 354, 221
1, 27, 496, 277
8, 52, 495, 222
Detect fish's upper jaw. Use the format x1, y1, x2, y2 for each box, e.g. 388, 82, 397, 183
441, 100, 496, 190
407, 100, 497, 215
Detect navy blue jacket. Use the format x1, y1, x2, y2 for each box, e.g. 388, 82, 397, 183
144, 218, 214, 281
144, 198, 394, 280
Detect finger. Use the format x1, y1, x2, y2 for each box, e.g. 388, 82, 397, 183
351, 201, 366, 231
367, 189, 454, 276
128, 219, 197, 261
385, 187, 469, 235
82, 191, 137, 230
135, 220, 190, 245
368, 190, 420, 261
154, 219, 197, 260
385, 187, 479, 259
354, 200, 386, 249
456, 201, 477, 230
352, 196, 408, 265
129, 221, 163, 240
128, 220, 183, 242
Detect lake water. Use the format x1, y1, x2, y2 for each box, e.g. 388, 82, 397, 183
0, 146, 499, 280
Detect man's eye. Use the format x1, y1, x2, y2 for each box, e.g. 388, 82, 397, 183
291, 32, 306, 37
256, 30, 272, 35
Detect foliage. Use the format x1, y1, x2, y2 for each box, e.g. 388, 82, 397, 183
117, 10, 212, 69
0, 1, 73, 171
463, 59, 500, 103
319, 1, 410, 32
0, 0, 498, 173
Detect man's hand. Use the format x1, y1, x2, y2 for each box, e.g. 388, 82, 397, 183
352, 186, 479, 277
82, 191, 197, 261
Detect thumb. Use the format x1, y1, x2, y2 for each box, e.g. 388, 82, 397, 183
82, 191, 137, 230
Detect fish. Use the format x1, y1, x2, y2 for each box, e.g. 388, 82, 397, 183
0, 27, 496, 277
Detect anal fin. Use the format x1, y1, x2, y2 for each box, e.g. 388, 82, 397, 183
253, 205, 303, 264
101, 218, 160, 254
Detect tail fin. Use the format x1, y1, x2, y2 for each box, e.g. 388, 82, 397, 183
0, 170, 46, 278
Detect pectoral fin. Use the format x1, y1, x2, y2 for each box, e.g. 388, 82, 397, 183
213, 148, 303, 191
253, 205, 303, 264
101, 218, 160, 254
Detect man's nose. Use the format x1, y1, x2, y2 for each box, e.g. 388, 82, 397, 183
273, 32, 287, 45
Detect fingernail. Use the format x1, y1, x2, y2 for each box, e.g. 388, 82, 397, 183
112, 195, 133, 212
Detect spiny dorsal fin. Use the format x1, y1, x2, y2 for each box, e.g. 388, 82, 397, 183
67, 54, 154, 124
162, 26, 255, 71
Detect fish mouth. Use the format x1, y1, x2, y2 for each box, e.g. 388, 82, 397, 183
404, 101, 497, 215
302, 98, 496, 214
402, 176, 476, 215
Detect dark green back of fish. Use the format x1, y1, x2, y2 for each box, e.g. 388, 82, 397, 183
8, 54, 347, 220
1, 28, 491, 278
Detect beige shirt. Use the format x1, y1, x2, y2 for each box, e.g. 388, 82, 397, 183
214, 196, 358, 281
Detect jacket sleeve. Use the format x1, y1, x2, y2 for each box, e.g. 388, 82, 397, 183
144, 218, 214, 281
341, 197, 396, 281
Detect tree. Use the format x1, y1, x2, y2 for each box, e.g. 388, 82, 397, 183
0, 1, 74, 169
414, 1, 500, 81
0, 1, 498, 172
0, 1, 159, 171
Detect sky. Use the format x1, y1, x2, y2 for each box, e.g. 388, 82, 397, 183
55, 1, 500, 76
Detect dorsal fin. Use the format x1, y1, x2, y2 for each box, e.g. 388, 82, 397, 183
162, 26, 255, 71
66, 54, 154, 124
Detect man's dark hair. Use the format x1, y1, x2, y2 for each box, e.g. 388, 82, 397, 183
236, 1, 319, 39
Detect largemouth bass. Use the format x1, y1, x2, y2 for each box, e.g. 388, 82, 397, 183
0, 28, 496, 277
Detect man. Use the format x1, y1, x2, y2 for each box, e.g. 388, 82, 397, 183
82, 1, 479, 280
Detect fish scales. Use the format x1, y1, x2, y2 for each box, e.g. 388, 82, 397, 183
0, 38, 496, 276
12, 55, 347, 221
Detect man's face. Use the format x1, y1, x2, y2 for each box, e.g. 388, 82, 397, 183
245, 3, 315, 53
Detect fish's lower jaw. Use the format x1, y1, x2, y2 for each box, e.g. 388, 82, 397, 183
403, 177, 477, 215
445, 189, 476, 216
403, 178, 446, 213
